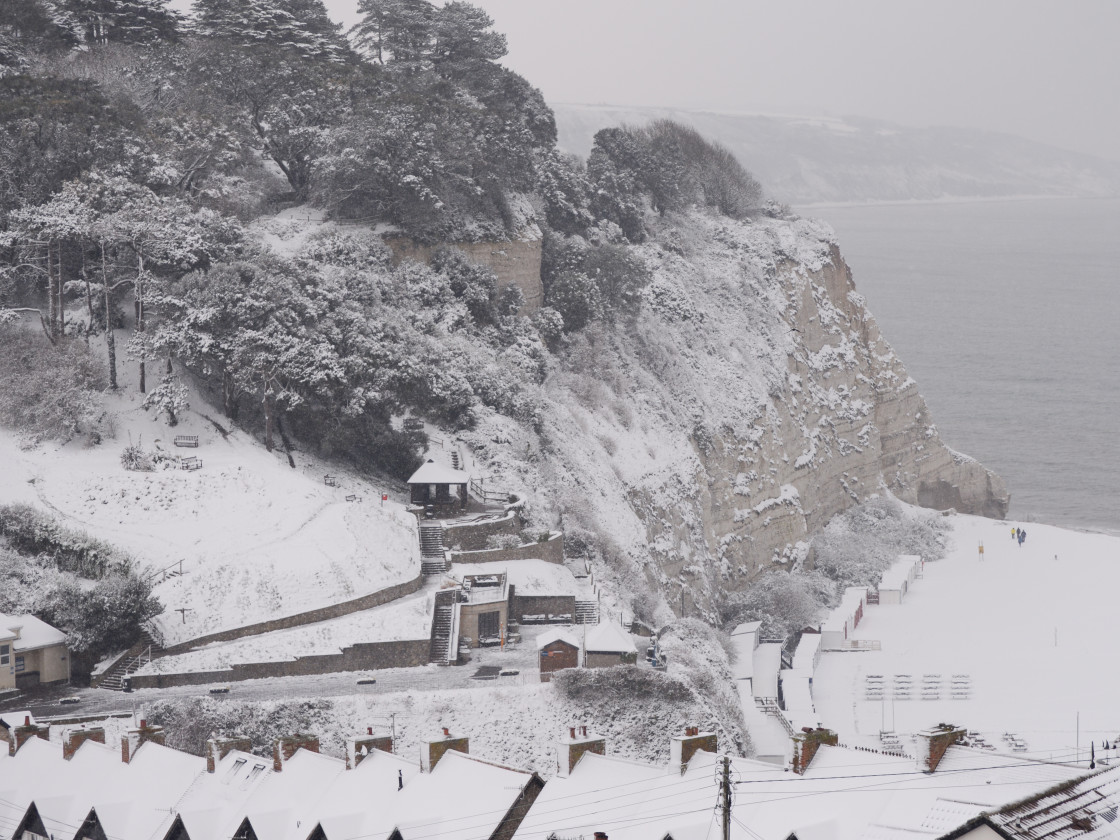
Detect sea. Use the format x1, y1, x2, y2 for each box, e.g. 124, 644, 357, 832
805, 197, 1120, 535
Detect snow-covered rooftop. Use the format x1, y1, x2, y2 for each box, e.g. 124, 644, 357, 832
0, 613, 66, 651
536, 627, 579, 650
452, 559, 579, 596
878, 554, 920, 591
514, 745, 1087, 840
585, 622, 637, 654
407, 459, 470, 485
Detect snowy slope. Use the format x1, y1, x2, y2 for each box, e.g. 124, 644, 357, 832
0, 383, 420, 647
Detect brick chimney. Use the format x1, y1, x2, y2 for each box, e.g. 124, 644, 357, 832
792, 728, 838, 775
121, 720, 165, 763
556, 725, 605, 777
273, 734, 320, 772
10, 716, 50, 756
668, 727, 718, 776
206, 735, 252, 773
915, 725, 966, 773
63, 726, 106, 760
346, 728, 394, 769
420, 727, 469, 772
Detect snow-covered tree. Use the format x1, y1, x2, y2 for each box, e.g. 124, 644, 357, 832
192, 0, 347, 62
67, 0, 181, 45
141, 373, 188, 425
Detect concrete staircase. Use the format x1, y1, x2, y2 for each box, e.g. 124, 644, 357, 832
94, 628, 163, 691
429, 589, 457, 664
574, 600, 600, 624
420, 523, 447, 575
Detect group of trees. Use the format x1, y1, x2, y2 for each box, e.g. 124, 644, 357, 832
0, 0, 770, 463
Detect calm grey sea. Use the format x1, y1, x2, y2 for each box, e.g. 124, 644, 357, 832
810, 198, 1120, 535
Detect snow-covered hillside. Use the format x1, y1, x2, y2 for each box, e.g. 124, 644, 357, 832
0, 383, 420, 647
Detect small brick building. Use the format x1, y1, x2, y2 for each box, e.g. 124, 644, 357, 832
537, 628, 580, 683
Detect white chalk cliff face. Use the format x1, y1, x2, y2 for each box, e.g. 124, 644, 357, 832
462, 210, 1008, 619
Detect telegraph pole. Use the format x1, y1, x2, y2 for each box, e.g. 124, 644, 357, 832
721, 754, 732, 840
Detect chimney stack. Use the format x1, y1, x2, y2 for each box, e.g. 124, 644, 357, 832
11, 716, 50, 756
121, 720, 165, 763
791, 727, 838, 775
346, 729, 394, 769
668, 727, 717, 776
915, 725, 966, 773
557, 726, 606, 777
206, 735, 252, 773
420, 728, 469, 772
63, 726, 106, 760
273, 734, 320, 772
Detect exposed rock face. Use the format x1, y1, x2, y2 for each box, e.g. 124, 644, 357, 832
462, 211, 1008, 620
383, 234, 544, 314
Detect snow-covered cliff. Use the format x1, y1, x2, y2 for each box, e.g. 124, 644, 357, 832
459, 210, 1008, 622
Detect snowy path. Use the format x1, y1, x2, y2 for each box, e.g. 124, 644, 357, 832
812, 514, 1120, 760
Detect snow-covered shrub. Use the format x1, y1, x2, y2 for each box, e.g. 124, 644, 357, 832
120, 442, 155, 471
0, 329, 106, 443
142, 374, 189, 426
0, 503, 132, 578
552, 664, 692, 703
145, 697, 335, 758
42, 572, 162, 659
485, 533, 522, 550
720, 569, 837, 639
659, 619, 751, 754
532, 306, 564, 348
812, 495, 949, 588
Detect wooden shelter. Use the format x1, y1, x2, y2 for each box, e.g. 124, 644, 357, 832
406, 459, 470, 516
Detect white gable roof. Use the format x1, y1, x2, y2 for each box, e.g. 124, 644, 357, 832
585, 622, 637, 654
536, 627, 579, 650
0, 613, 66, 651
407, 460, 470, 485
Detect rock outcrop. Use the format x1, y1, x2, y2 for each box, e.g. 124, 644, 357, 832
460, 211, 1008, 620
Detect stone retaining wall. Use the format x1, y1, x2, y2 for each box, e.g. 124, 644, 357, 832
160, 574, 425, 656
442, 511, 522, 552
450, 533, 563, 565
129, 639, 431, 689
510, 593, 576, 622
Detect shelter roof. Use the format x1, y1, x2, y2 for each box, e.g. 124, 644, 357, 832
407, 460, 470, 485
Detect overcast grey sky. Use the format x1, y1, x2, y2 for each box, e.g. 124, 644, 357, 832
315, 0, 1119, 161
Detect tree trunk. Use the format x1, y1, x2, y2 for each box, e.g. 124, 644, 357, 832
47, 244, 57, 339
222, 370, 238, 419
56, 241, 65, 338
102, 242, 117, 390
263, 390, 274, 451
136, 248, 146, 394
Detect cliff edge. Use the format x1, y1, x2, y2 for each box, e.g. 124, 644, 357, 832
459, 210, 1008, 620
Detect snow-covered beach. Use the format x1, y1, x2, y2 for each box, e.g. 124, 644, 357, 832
813, 513, 1120, 761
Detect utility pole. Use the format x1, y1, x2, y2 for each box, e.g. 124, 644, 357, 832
721, 754, 732, 840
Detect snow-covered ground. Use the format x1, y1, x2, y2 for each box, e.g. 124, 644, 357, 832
812, 513, 1120, 761
0, 382, 421, 647
135, 583, 438, 676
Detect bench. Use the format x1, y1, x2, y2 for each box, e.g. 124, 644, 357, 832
173, 435, 199, 448
324, 474, 338, 487
179, 456, 203, 471
345, 494, 362, 502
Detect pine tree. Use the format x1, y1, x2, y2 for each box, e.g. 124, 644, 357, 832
192, 0, 346, 62
350, 0, 433, 65
67, 0, 181, 46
